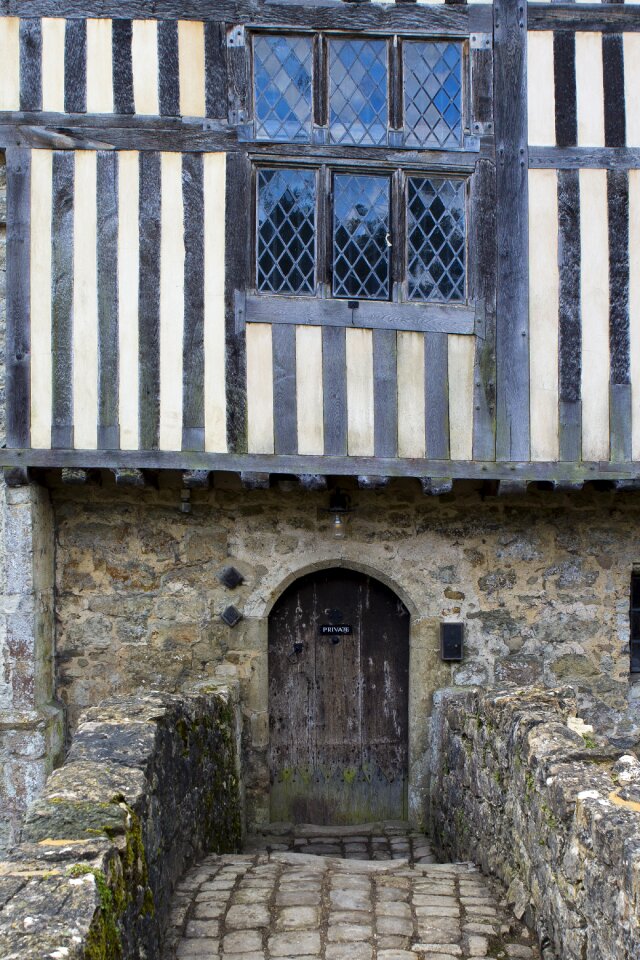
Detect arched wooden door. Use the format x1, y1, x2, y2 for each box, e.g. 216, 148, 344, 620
268, 569, 409, 825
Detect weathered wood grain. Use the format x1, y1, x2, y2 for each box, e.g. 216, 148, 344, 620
527, 31, 555, 146
529, 5, 640, 32
3, 2, 483, 34
118, 150, 140, 451
494, 0, 529, 461
138, 151, 161, 449
203, 152, 227, 453
580, 168, 610, 461
4, 447, 640, 483
159, 151, 184, 451
226, 25, 249, 126
396, 332, 424, 459
86, 17, 113, 113
132, 19, 158, 115
610, 383, 632, 462
608, 169, 630, 386
73, 150, 98, 450
205, 20, 227, 119
19, 18, 42, 112
245, 294, 475, 334
322, 326, 347, 457
30, 149, 53, 450
64, 18, 86, 113
528, 169, 559, 461
272, 323, 298, 456
112, 18, 134, 115
51, 150, 74, 448
471, 46, 493, 132
425, 332, 450, 461
182, 152, 205, 451
96, 151, 119, 449
530, 146, 640, 169
469, 159, 496, 462
553, 31, 576, 147
41, 17, 65, 113
158, 19, 179, 117
296, 326, 324, 456
602, 33, 625, 149
557, 169, 581, 412
630, 171, 640, 461
575, 31, 604, 147
373, 328, 398, 458
6, 148, 31, 449
224, 153, 249, 453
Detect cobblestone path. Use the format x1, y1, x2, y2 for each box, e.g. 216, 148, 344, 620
164, 825, 540, 960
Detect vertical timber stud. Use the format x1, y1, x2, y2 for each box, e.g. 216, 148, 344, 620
19, 19, 42, 112
112, 19, 134, 116
51, 150, 74, 449
6, 148, 31, 453
225, 154, 249, 454
138, 152, 161, 450
96, 151, 119, 449
558, 169, 582, 462
494, 0, 530, 462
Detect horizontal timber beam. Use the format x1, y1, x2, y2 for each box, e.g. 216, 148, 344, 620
530, 147, 640, 171
0, 0, 490, 33
2, 448, 640, 483
528, 5, 640, 33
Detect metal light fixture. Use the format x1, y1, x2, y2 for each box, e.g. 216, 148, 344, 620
327, 488, 352, 540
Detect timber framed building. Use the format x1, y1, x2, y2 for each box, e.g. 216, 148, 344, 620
1, 0, 640, 844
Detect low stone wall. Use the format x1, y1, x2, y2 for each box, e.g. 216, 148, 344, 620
428, 686, 640, 960
0, 684, 242, 959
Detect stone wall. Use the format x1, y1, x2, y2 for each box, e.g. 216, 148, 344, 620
0, 684, 242, 960
51, 477, 640, 827
428, 685, 640, 960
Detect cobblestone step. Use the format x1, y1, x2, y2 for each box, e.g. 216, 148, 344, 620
163, 827, 540, 960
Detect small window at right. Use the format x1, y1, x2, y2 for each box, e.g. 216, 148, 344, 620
630, 572, 640, 673
403, 41, 463, 149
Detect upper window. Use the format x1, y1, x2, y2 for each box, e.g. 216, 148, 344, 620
251, 32, 465, 150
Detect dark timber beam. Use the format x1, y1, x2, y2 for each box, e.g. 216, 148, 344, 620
494, 0, 529, 462
0, 1, 488, 34
298, 474, 327, 491
182, 470, 210, 489
421, 477, 453, 496
528, 4, 640, 32
1, 450, 640, 484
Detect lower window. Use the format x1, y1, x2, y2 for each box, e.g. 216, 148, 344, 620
255, 165, 467, 304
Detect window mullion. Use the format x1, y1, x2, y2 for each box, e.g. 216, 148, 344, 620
390, 36, 404, 140
391, 169, 405, 298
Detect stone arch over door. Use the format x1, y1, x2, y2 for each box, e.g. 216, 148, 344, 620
268, 567, 410, 825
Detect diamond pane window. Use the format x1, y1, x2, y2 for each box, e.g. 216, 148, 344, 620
329, 39, 388, 146
404, 41, 462, 149
407, 177, 465, 302
333, 174, 390, 300
257, 169, 316, 295
254, 35, 313, 142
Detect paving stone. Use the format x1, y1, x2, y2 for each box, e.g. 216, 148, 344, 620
276, 906, 319, 930
193, 901, 226, 919
412, 947, 462, 957
505, 947, 534, 958
326, 922, 373, 941
376, 915, 414, 936
225, 904, 270, 929
222, 954, 266, 960
268, 931, 321, 956
222, 931, 264, 953
465, 934, 489, 956
325, 943, 373, 960
185, 920, 220, 938
376, 951, 416, 959
376, 901, 412, 919
177, 940, 220, 958
377, 935, 411, 949
276, 890, 321, 907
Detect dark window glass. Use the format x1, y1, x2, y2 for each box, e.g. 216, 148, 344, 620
254, 35, 313, 142
257, 168, 316, 295
329, 39, 388, 146
333, 173, 390, 300
631, 573, 640, 673
404, 41, 463, 149
407, 177, 465, 302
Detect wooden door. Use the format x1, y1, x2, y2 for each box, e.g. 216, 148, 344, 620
268, 569, 409, 825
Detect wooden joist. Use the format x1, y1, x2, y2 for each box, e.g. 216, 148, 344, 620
182, 469, 210, 488
298, 474, 327, 492
421, 477, 453, 496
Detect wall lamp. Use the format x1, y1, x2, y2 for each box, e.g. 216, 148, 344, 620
326, 488, 352, 540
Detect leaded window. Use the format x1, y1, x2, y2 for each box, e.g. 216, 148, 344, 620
407, 177, 466, 302
333, 174, 390, 300
329, 39, 388, 147
253, 35, 313, 142
404, 42, 463, 149
257, 168, 316, 295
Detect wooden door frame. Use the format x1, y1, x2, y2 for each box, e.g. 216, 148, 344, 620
245, 557, 450, 830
